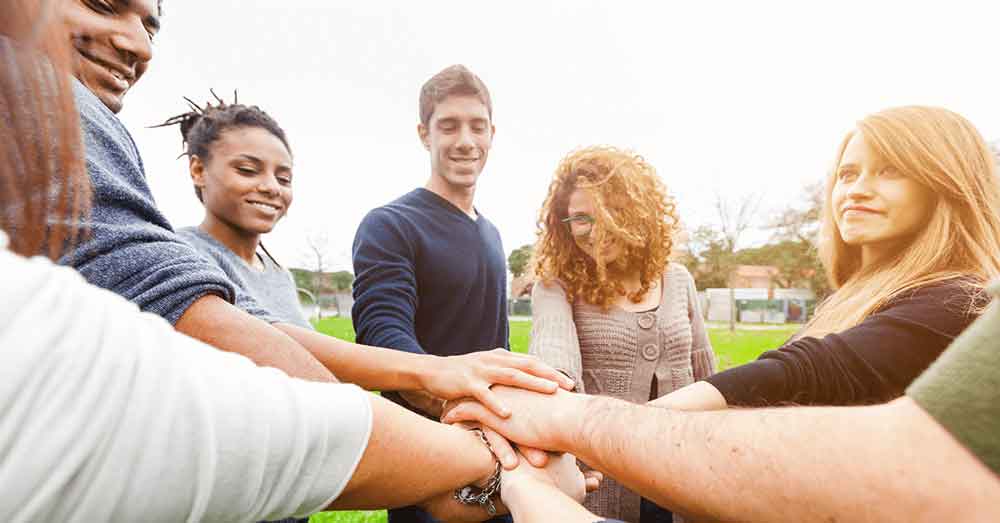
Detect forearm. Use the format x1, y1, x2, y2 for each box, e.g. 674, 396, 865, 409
329, 394, 496, 510
502, 479, 596, 523
647, 381, 727, 411
276, 323, 428, 391
573, 396, 1000, 522
175, 294, 335, 382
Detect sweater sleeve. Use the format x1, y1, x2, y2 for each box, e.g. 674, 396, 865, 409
351, 208, 425, 354
0, 246, 372, 522
704, 282, 980, 407
58, 81, 240, 325
683, 269, 716, 380
528, 280, 585, 393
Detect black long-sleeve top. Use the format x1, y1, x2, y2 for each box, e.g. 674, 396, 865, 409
704, 280, 985, 407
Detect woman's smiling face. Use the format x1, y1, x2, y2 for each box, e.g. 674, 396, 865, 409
832, 131, 937, 260
192, 126, 294, 235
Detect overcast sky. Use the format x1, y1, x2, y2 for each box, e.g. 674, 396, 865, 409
119, 0, 1000, 272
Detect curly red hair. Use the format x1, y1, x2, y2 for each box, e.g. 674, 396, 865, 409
533, 146, 678, 309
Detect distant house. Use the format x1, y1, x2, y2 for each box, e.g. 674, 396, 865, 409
728, 265, 780, 289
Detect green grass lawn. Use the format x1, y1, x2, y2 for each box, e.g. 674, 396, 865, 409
308, 316, 798, 523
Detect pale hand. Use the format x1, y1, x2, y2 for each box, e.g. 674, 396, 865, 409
501, 451, 598, 506
421, 349, 575, 418
443, 386, 584, 452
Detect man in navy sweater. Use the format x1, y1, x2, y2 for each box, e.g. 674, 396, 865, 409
352, 65, 511, 523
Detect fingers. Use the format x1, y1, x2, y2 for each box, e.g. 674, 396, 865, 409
443, 400, 504, 430
583, 470, 603, 493
482, 427, 518, 470
492, 350, 576, 391
489, 368, 560, 395
472, 386, 512, 419
518, 445, 551, 467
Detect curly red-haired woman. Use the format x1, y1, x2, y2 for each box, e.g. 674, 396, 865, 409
529, 146, 716, 523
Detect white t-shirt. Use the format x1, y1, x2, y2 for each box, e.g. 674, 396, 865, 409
0, 232, 372, 522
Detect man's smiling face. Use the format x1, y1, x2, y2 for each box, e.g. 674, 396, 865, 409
58, 0, 160, 113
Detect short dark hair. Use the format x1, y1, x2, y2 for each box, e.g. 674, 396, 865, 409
154, 90, 290, 202
418, 64, 492, 126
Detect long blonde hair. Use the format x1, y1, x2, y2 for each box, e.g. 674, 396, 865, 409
802, 106, 1000, 337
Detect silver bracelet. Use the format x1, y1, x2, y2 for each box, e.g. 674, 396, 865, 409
453, 428, 503, 516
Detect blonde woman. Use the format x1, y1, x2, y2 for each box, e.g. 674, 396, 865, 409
529, 146, 715, 523
657, 106, 1000, 412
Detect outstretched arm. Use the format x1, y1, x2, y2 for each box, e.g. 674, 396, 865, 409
329, 394, 497, 510
177, 294, 337, 382
276, 323, 573, 417
445, 388, 1000, 522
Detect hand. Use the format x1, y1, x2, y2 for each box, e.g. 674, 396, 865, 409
420, 349, 576, 418
443, 386, 586, 452
501, 451, 594, 507
449, 420, 520, 470
442, 400, 555, 469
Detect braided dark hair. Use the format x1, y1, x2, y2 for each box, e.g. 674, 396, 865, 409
154, 89, 291, 267
154, 89, 291, 201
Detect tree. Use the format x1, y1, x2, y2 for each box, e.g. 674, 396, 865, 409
330, 270, 354, 292
683, 225, 734, 290
713, 190, 763, 252
683, 191, 762, 291
764, 182, 832, 299
302, 231, 334, 317
769, 181, 823, 243
507, 244, 533, 278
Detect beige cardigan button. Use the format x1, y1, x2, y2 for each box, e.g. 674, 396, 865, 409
642, 343, 660, 361
637, 313, 656, 329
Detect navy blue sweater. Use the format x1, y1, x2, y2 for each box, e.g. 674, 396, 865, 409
352, 188, 509, 357
352, 188, 510, 523
59, 79, 273, 325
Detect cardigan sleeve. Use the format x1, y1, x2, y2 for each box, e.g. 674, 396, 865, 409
529, 280, 585, 393
682, 268, 716, 380
704, 281, 983, 407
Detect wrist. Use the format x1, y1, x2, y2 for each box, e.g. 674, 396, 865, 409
407, 352, 437, 391
548, 390, 591, 451
500, 473, 557, 517
409, 354, 444, 391
454, 428, 503, 516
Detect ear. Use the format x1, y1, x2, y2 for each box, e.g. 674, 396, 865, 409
417, 123, 431, 151
189, 155, 207, 189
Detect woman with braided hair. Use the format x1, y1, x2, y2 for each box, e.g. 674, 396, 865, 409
159, 92, 313, 329
529, 146, 717, 523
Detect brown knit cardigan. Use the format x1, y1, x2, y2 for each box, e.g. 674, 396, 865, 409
529, 263, 716, 523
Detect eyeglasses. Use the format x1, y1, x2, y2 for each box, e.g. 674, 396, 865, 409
561, 214, 595, 238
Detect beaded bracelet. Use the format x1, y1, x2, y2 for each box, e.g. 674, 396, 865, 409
453, 428, 503, 516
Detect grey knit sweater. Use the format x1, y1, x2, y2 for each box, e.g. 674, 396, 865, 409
529, 263, 716, 523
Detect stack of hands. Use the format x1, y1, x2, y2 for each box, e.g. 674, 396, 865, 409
399, 348, 603, 521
